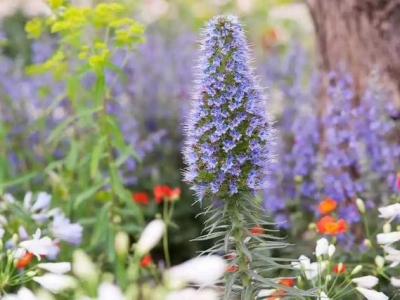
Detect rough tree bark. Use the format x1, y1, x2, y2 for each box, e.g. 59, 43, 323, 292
306, 0, 400, 116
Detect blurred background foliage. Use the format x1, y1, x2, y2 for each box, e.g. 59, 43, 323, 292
0, 0, 320, 267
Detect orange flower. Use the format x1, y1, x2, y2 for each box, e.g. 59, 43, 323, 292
132, 192, 149, 205
279, 278, 294, 287
140, 254, 152, 268
316, 216, 347, 235
226, 265, 239, 272
250, 225, 264, 234
333, 263, 346, 274
318, 198, 337, 214
16, 252, 34, 269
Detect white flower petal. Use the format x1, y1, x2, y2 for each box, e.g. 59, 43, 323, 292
315, 238, 329, 257
23, 192, 33, 210
37, 262, 71, 274
19, 236, 54, 259
352, 276, 379, 288
257, 289, 276, 297
377, 232, 400, 245
13, 248, 27, 260
17, 287, 37, 300
30, 193, 51, 212
355, 287, 388, 300
319, 291, 330, 299
165, 288, 219, 300
98, 282, 124, 300
391, 277, 400, 287
378, 203, 400, 219
33, 274, 76, 293
165, 255, 226, 286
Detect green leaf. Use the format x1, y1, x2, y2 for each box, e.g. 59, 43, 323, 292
106, 115, 126, 150
119, 223, 142, 233
65, 140, 80, 171
90, 137, 107, 179
89, 202, 111, 249
73, 181, 105, 210
104, 61, 128, 83
47, 106, 102, 145
0, 171, 39, 189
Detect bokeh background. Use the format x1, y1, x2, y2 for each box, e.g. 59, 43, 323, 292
1, 0, 400, 269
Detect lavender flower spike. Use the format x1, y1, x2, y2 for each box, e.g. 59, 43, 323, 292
183, 15, 274, 201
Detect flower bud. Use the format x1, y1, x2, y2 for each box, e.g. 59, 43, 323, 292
308, 223, 316, 230
375, 255, 385, 269
383, 223, 392, 233
326, 275, 332, 282
351, 265, 363, 275
115, 232, 130, 257
294, 175, 303, 184
363, 239, 372, 248
26, 270, 37, 277
328, 244, 336, 258
136, 220, 165, 256
356, 198, 365, 214
72, 250, 98, 281
12, 233, 18, 244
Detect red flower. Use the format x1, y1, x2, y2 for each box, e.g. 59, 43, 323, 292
316, 216, 347, 235
318, 198, 337, 215
132, 192, 149, 205
226, 253, 235, 260
250, 225, 264, 235
140, 254, 152, 268
333, 263, 346, 274
154, 185, 171, 203
16, 252, 34, 269
226, 265, 239, 272
153, 185, 180, 203
169, 188, 181, 201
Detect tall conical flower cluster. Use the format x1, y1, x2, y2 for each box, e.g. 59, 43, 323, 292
183, 15, 274, 201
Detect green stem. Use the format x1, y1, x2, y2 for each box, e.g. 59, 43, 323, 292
227, 199, 253, 298
163, 200, 171, 268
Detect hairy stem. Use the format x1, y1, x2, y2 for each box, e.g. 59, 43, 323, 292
226, 198, 253, 299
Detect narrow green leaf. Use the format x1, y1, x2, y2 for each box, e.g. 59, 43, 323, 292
89, 202, 111, 249
47, 106, 102, 145
0, 171, 39, 189
73, 181, 105, 210
90, 137, 106, 179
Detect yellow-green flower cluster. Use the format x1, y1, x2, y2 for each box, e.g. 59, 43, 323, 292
24, 1, 145, 78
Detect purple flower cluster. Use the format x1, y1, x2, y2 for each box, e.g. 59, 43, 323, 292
0, 28, 197, 186
183, 15, 274, 201
261, 44, 400, 233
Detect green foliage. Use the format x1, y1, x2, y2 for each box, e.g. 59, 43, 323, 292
8, 0, 147, 270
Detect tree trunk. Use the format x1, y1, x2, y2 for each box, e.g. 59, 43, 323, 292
307, 0, 400, 116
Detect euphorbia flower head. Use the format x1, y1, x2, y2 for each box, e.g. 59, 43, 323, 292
183, 14, 274, 201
